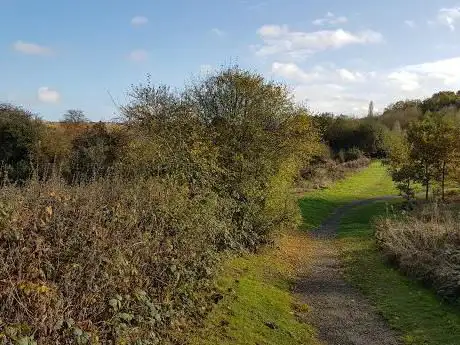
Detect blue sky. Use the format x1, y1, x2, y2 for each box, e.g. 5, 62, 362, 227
1, 0, 460, 120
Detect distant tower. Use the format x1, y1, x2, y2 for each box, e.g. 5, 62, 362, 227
368, 101, 374, 117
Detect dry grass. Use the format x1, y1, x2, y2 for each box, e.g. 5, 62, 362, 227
375, 203, 460, 303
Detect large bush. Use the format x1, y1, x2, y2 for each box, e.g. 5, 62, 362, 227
0, 67, 320, 344
0, 104, 42, 181
0, 176, 231, 344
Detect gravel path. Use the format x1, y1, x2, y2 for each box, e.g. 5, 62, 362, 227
295, 197, 400, 345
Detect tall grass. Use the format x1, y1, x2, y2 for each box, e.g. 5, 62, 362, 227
375, 203, 460, 303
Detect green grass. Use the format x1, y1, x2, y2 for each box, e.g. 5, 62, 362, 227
189, 249, 319, 345
299, 161, 460, 344
298, 161, 397, 230
193, 161, 460, 345
339, 202, 460, 345
191, 161, 394, 345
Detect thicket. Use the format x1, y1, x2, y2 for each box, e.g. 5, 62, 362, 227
0, 68, 320, 344
375, 203, 460, 304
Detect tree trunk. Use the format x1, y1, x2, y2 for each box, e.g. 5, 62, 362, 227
425, 164, 429, 201
425, 181, 429, 201
442, 161, 446, 202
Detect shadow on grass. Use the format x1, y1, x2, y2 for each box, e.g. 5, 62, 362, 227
297, 197, 341, 231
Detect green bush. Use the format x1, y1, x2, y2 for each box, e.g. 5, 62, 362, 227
0, 104, 42, 182
0, 67, 320, 344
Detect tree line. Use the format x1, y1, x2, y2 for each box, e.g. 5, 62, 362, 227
383, 91, 460, 201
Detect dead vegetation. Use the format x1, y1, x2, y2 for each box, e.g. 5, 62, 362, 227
375, 203, 460, 303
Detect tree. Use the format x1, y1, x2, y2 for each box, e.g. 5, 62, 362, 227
0, 103, 42, 181
187, 66, 319, 248
428, 112, 459, 201
368, 101, 374, 117
69, 122, 127, 180
421, 91, 460, 113
384, 131, 417, 202
62, 109, 88, 124
392, 120, 402, 133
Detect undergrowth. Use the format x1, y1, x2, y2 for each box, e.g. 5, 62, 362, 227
375, 202, 460, 303
340, 201, 460, 345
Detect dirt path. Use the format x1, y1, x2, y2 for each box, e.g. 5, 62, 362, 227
295, 197, 400, 345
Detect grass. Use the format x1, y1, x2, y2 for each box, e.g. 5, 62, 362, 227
300, 161, 460, 344
193, 161, 460, 345
298, 161, 397, 230
338, 202, 460, 345
190, 161, 394, 345
189, 230, 320, 345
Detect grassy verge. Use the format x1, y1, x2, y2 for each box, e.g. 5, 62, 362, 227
193, 161, 460, 345
338, 200, 460, 345
189, 229, 320, 345
190, 161, 393, 345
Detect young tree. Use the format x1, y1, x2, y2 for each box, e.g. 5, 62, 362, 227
406, 115, 444, 200
368, 100, 374, 117
62, 109, 88, 124
430, 112, 459, 200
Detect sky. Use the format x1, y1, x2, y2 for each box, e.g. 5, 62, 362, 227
1, 0, 460, 121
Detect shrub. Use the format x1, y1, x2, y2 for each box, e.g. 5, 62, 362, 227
299, 156, 370, 190
0, 104, 42, 182
0, 67, 319, 344
0, 176, 231, 344
375, 203, 460, 303
344, 147, 364, 162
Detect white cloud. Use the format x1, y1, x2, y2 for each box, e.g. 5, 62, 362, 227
272, 63, 365, 83
128, 49, 148, 62
403, 57, 460, 86
270, 57, 460, 115
255, 25, 383, 59
404, 20, 416, 28
13, 40, 53, 56
211, 28, 225, 36
272, 62, 323, 82
131, 16, 148, 26
38, 87, 60, 103
313, 12, 348, 26
387, 71, 420, 91
436, 7, 460, 31
337, 68, 365, 82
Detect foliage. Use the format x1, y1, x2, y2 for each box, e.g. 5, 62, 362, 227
68, 122, 128, 181
299, 155, 370, 190
313, 114, 388, 158
62, 109, 88, 124
379, 100, 422, 130
0, 67, 321, 344
0, 176, 230, 344
385, 102, 460, 201
0, 104, 42, 182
